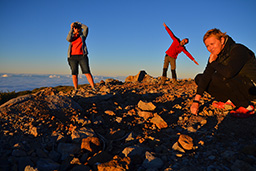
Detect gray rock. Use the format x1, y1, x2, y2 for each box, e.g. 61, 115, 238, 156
35, 148, 48, 158
49, 150, 61, 162
71, 127, 96, 142
142, 151, 164, 169
231, 159, 255, 171
36, 158, 60, 171
12, 149, 27, 157
46, 95, 83, 111
0, 94, 33, 108
57, 143, 81, 160
122, 146, 145, 157
18, 157, 34, 171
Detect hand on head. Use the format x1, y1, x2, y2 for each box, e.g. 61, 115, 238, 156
71, 23, 74, 28
71, 22, 80, 29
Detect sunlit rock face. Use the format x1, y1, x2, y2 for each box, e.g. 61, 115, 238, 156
1, 71, 256, 171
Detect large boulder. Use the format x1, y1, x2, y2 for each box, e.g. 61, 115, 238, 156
125, 70, 157, 83
0, 87, 83, 123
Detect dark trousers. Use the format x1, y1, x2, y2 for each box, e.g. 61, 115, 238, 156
195, 73, 256, 107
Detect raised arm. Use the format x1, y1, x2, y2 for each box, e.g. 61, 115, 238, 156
66, 24, 74, 42
66, 22, 88, 42
80, 23, 88, 39
163, 22, 179, 41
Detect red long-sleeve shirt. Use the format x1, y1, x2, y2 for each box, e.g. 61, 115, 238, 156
71, 34, 83, 55
165, 26, 195, 61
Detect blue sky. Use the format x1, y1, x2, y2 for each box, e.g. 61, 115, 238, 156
0, 0, 255, 79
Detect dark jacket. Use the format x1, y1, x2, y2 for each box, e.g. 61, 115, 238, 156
197, 36, 256, 96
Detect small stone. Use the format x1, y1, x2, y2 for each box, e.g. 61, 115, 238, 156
138, 110, 154, 120
12, 149, 27, 157
105, 110, 115, 116
142, 151, 164, 169
138, 100, 156, 111
116, 117, 122, 123
29, 126, 38, 137
150, 114, 168, 129
36, 158, 60, 171
208, 155, 215, 160
178, 134, 193, 150
81, 137, 101, 152
172, 142, 185, 153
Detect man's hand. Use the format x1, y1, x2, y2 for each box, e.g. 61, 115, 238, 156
190, 94, 201, 115
163, 22, 167, 27
190, 102, 199, 115
193, 60, 199, 65
209, 54, 218, 63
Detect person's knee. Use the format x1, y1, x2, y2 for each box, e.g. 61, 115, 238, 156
195, 74, 203, 85
249, 86, 256, 96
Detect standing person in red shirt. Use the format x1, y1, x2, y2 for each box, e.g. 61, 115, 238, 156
66, 22, 96, 92
161, 23, 199, 84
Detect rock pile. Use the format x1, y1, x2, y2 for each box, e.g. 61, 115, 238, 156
0, 71, 256, 171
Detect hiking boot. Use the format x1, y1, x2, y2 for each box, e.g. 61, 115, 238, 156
230, 105, 255, 118
171, 69, 177, 81
161, 76, 166, 84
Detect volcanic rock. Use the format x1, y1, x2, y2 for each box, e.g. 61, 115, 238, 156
178, 134, 194, 150
0, 71, 256, 170
125, 70, 156, 83
138, 100, 156, 111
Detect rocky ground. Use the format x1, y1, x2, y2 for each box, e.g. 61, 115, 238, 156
0, 71, 256, 171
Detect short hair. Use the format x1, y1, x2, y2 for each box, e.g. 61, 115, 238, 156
73, 22, 81, 30
203, 28, 228, 43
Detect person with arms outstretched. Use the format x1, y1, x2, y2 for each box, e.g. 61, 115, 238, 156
66, 22, 96, 92
161, 22, 198, 84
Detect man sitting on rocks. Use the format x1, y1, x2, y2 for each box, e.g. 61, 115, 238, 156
190, 28, 256, 117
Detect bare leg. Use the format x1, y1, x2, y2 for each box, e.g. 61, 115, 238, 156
85, 73, 95, 88
72, 75, 78, 89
